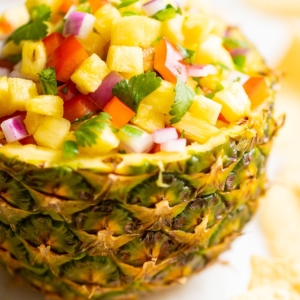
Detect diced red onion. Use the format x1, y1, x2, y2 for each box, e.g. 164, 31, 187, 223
142, 0, 165, 16
226, 70, 250, 85
90, 71, 123, 109
1, 115, 28, 143
0, 67, 10, 76
160, 138, 187, 152
152, 127, 178, 144
188, 64, 217, 77
229, 48, 249, 57
63, 11, 96, 39
64, 5, 76, 20
8, 70, 37, 81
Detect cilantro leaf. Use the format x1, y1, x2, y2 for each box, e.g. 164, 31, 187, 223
112, 72, 162, 112
154, 4, 177, 21
30, 5, 51, 21
233, 55, 246, 69
122, 11, 138, 16
38, 67, 58, 96
169, 76, 195, 124
118, 0, 138, 9
176, 44, 195, 64
6, 8, 51, 45
62, 141, 79, 159
121, 125, 143, 137
74, 112, 111, 147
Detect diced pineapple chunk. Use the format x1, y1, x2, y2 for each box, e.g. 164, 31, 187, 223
71, 54, 110, 95
1, 40, 24, 58
24, 112, 45, 135
118, 1, 145, 15
131, 103, 165, 133
21, 41, 47, 80
8, 78, 38, 111
183, 13, 214, 47
172, 111, 219, 144
25, 0, 62, 14
94, 4, 121, 43
111, 16, 161, 48
162, 15, 185, 45
189, 95, 222, 125
26, 95, 64, 118
0, 76, 14, 118
142, 80, 175, 114
195, 34, 234, 69
106, 46, 143, 75
78, 32, 107, 60
34, 117, 71, 149
79, 126, 120, 155
213, 82, 251, 122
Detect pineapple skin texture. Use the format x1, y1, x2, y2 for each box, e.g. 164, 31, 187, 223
0, 99, 279, 300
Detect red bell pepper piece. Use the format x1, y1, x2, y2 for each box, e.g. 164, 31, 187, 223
58, 81, 80, 102
42, 32, 65, 57
19, 135, 37, 145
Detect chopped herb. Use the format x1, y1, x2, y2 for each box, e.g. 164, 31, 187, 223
122, 11, 138, 16
223, 37, 249, 50
176, 44, 195, 64
8, 53, 22, 64
180, 130, 185, 138
72, 111, 99, 124
38, 67, 58, 96
153, 4, 178, 21
79, 0, 88, 3
118, 0, 138, 9
195, 86, 203, 96
62, 141, 79, 159
233, 55, 246, 69
169, 76, 195, 124
30, 5, 51, 21
151, 36, 163, 47
76, 3, 91, 13
112, 71, 162, 112
6, 8, 51, 45
121, 125, 143, 137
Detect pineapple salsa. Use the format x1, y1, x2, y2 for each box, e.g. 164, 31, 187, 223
0, 0, 273, 159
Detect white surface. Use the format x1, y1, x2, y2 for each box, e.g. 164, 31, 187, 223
0, 1, 291, 299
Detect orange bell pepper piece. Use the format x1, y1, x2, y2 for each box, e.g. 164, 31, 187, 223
88, 0, 108, 13
103, 96, 136, 129
243, 76, 270, 107
154, 38, 188, 84
42, 32, 65, 57
0, 20, 12, 34
59, 0, 78, 13
46, 35, 89, 82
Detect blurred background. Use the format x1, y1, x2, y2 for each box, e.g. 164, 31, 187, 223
0, 0, 299, 299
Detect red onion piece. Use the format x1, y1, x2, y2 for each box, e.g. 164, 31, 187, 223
63, 11, 96, 39
152, 127, 178, 144
0, 67, 10, 76
8, 70, 37, 81
160, 138, 187, 152
1, 115, 28, 143
90, 71, 123, 109
142, 0, 165, 16
188, 64, 217, 77
229, 48, 249, 57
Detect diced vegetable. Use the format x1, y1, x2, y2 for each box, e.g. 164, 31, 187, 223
0, 115, 28, 143
243, 76, 270, 107
90, 71, 123, 109
106, 45, 143, 75
46, 35, 89, 82
103, 96, 135, 129
213, 82, 251, 122
187, 64, 217, 77
26, 95, 64, 118
57, 81, 80, 102
59, 0, 77, 13
19, 135, 37, 145
34, 116, 71, 149
111, 16, 161, 48
63, 11, 96, 39
154, 38, 188, 84
152, 127, 178, 144
160, 138, 186, 152
71, 53, 110, 95
63, 94, 99, 122
142, 0, 165, 16
42, 32, 65, 57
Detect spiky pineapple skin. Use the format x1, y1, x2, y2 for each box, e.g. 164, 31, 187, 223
0, 99, 280, 299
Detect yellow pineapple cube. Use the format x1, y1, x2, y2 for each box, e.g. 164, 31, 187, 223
142, 80, 175, 114
106, 46, 143, 75
195, 34, 234, 69
213, 82, 251, 122
0, 76, 14, 118
79, 126, 119, 155
71, 54, 110, 95
34, 116, 71, 149
189, 95, 222, 125
24, 112, 45, 135
118, 2, 144, 15
8, 78, 38, 112
78, 32, 107, 60
1, 40, 24, 58
21, 41, 47, 81
131, 103, 165, 133
25, 0, 62, 14
111, 16, 161, 48
183, 13, 214, 47
172, 112, 219, 144
162, 15, 184, 45
94, 4, 121, 43
26, 95, 64, 118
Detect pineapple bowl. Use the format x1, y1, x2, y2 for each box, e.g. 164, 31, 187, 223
0, 0, 281, 299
